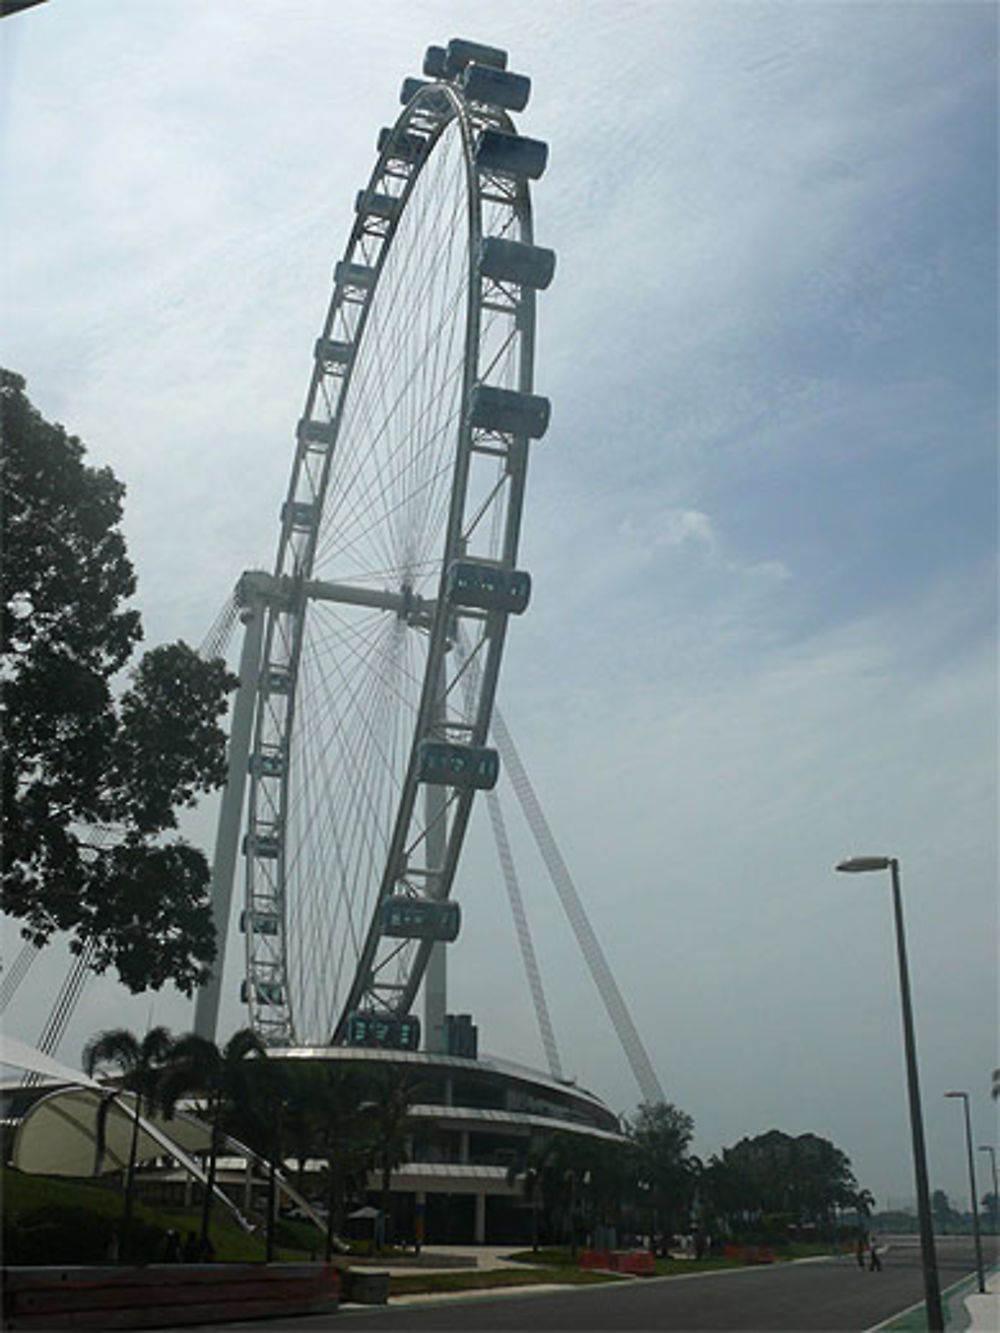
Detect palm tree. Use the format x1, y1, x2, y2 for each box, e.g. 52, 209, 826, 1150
314, 1065, 372, 1260
510, 1133, 580, 1251
82, 1025, 174, 1260
364, 1066, 414, 1251
507, 1152, 544, 1252
159, 1026, 265, 1254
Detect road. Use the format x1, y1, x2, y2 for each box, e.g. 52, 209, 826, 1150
169, 1235, 996, 1332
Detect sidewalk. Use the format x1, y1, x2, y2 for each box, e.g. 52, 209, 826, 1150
962, 1267, 998, 1332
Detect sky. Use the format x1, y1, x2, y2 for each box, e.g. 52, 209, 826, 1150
1, 0, 997, 1213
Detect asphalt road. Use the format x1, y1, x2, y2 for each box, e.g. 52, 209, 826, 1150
169, 1235, 996, 1332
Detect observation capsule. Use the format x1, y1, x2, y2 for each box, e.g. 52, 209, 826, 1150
469, 384, 551, 439
381, 896, 461, 943
355, 190, 400, 222
239, 910, 280, 936
476, 129, 548, 181
243, 832, 280, 859
445, 38, 507, 73
417, 740, 499, 790
479, 237, 556, 291
297, 418, 335, 446
241, 979, 285, 1005
313, 339, 353, 371
447, 560, 531, 615
461, 64, 530, 112
281, 500, 317, 531
345, 1011, 422, 1050
334, 261, 376, 291
377, 126, 428, 163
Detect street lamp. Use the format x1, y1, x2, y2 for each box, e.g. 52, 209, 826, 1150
835, 855, 944, 1332
978, 1146, 998, 1234
944, 1092, 985, 1292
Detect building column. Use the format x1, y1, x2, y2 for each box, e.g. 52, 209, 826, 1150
475, 1192, 486, 1245
459, 1130, 469, 1165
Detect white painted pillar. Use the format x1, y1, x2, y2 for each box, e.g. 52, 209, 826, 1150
193, 584, 267, 1041
423, 658, 448, 1053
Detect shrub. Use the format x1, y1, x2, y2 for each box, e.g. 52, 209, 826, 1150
2, 1204, 168, 1265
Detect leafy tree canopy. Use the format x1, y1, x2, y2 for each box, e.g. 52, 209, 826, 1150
1, 368, 237, 993
703, 1128, 859, 1230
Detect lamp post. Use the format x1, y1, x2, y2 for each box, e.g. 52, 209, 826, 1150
944, 1092, 985, 1292
835, 855, 943, 1331
979, 1146, 998, 1234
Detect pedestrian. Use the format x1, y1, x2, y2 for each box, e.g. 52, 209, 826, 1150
181, 1230, 200, 1263
856, 1233, 867, 1268
163, 1229, 182, 1263
868, 1235, 882, 1272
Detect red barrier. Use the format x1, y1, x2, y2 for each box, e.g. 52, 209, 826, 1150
613, 1251, 655, 1275
721, 1244, 777, 1265
2, 1263, 340, 1329
579, 1250, 654, 1275
579, 1250, 612, 1270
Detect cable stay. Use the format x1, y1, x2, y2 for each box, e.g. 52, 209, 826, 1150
0, 939, 40, 1014
484, 787, 564, 1083
199, 588, 241, 662
20, 938, 96, 1087
490, 705, 667, 1108
12, 824, 120, 1077
454, 635, 563, 1079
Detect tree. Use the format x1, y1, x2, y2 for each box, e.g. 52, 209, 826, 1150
364, 1066, 414, 1250
931, 1188, 955, 1236
1, 368, 237, 993
628, 1101, 697, 1252
312, 1066, 374, 1260
701, 1129, 859, 1241
852, 1187, 876, 1228
159, 1027, 265, 1252
509, 1131, 604, 1253
82, 1025, 174, 1260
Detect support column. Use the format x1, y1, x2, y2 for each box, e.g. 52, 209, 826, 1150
475, 1192, 486, 1245
194, 583, 267, 1041
423, 657, 448, 1053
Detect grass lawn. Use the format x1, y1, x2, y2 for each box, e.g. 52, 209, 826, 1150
2, 1166, 323, 1263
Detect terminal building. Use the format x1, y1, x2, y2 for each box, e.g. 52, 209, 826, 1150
275, 1044, 625, 1244
3, 1034, 625, 1247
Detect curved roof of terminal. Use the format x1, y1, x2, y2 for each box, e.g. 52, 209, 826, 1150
272, 1045, 619, 1121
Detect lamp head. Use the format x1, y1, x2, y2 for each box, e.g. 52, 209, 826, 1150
944, 1091, 967, 1100
836, 856, 893, 873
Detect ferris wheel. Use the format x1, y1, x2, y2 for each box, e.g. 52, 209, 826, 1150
198, 39, 555, 1051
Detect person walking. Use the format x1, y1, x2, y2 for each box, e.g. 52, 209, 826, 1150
868, 1235, 882, 1272
856, 1234, 867, 1268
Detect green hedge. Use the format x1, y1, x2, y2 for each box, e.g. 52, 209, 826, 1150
2, 1203, 167, 1264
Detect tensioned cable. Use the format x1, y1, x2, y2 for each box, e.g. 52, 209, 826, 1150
0, 938, 39, 1013
20, 936, 96, 1086
199, 589, 240, 661
454, 633, 563, 1082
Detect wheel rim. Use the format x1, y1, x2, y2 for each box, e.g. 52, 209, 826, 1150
242, 69, 546, 1047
